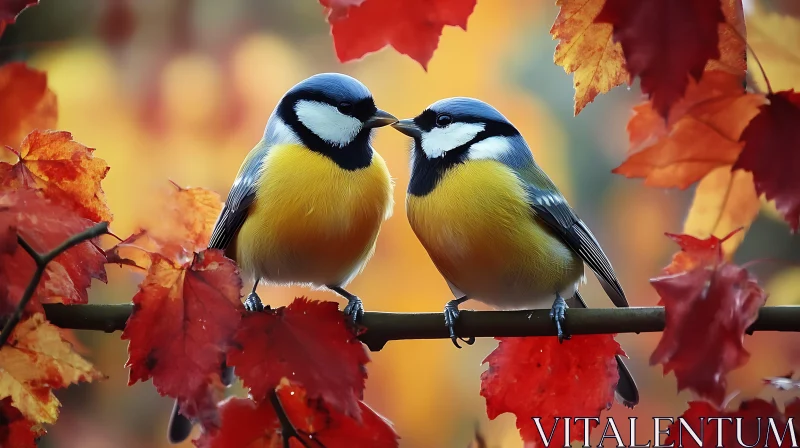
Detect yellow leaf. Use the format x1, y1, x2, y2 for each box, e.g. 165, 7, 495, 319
683, 167, 760, 256
746, 13, 800, 92
0, 313, 103, 424
551, 0, 628, 115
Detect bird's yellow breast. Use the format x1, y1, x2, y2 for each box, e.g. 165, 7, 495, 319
406, 160, 583, 309
235, 143, 393, 286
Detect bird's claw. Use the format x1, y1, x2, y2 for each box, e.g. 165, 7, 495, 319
343, 296, 364, 325
244, 292, 264, 312
550, 295, 570, 343
444, 300, 475, 349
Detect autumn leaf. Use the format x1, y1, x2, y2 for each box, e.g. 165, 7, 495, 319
480, 335, 622, 447
0, 189, 107, 311
550, 0, 628, 115
745, 13, 800, 93
103, 230, 149, 270
279, 383, 399, 448
0, 313, 102, 425
196, 383, 399, 448
662, 230, 740, 275
614, 70, 765, 188
734, 90, 800, 232
666, 400, 787, 447
683, 167, 760, 256
595, 0, 725, 118
0, 131, 111, 223
319, 0, 477, 69
708, 0, 746, 77
0, 63, 56, 151
650, 233, 767, 406
786, 398, 800, 435
192, 396, 280, 448
226, 298, 369, 420
0, 0, 38, 37
0, 398, 43, 448
122, 249, 242, 425
140, 182, 222, 264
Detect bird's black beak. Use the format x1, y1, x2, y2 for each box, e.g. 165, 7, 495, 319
364, 109, 398, 129
391, 119, 422, 138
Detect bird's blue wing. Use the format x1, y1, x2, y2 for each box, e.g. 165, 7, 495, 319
505, 138, 629, 308
207, 140, 270, 250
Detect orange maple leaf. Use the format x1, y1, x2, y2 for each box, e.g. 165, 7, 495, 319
0, 313, 102, 425
550, 0, 628, 115
0, 131, 111, 223
613, 70, 765, 188
0, 63, 56, 151
136, 182, 223, 265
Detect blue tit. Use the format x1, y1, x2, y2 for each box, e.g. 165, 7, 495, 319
391, 97, 638, 407
167, 73, 397, 443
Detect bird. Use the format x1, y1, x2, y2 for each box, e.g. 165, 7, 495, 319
391, 97, 638, 407
167, 73, 397, 443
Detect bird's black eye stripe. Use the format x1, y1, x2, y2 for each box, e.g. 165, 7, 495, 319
435, 114, 452, 127
337, 101, 353, 115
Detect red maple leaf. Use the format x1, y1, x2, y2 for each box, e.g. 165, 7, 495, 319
195, 383, 399, 448
0, 63, 56, 150
0, 398, 42, 448
785, 398, 800, 436
663, 229, 741, 274
480, 336, 622, 447
650, 233, 767, 406
122, 249, 243, 426
734, 90, 800, 232
0, 130, 111, 223
595, 0, 725, 118
0, 0, 38, 37
226, 298, 369, 420
666, 400, 788, 447
0, 189, 107, 312
319, 0, 477, 69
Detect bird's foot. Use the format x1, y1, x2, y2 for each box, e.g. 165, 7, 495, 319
444, 299, 475, 349
549, 295, 570, 343
244, 292, 264, 312
342, 296, 364, 325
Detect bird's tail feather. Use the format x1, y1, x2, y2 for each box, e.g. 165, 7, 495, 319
167, 363, 235, 443
570, 292, 639, 408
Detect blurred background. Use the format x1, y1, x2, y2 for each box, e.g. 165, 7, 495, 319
2, 0, 800, 446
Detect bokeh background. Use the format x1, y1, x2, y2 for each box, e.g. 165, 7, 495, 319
2, 0, 800, 446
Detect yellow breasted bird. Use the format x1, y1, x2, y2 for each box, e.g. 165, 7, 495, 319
392, 97, 638, 407
167, 73, 396, 443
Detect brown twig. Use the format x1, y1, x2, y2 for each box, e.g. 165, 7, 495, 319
41, 303, 800, 352
0, 222, 109, 347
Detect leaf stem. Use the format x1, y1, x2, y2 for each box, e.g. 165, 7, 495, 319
0, 222, 109, 348
268, 389, 324, 448
725, 22, 773, 94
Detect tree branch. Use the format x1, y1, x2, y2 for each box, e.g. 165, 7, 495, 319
41, 303, 800, 351
0, 222, 110, 348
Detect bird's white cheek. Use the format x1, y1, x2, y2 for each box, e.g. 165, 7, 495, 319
421, 123, 485, 158
295, 100, 362, 146
467, 136, 515, 161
